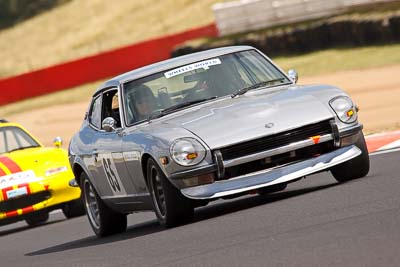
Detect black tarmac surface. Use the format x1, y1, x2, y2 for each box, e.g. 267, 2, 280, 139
1, 150, 399, 267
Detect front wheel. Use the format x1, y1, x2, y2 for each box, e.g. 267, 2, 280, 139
147, 158, 194, 227
81, 172, 127, 237
62, 197, 85, 219
331, 132, 370, 182
25, 212, 49, 227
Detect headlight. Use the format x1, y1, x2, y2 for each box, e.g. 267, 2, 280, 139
170, 138, 206, 166
329, 96, 357, 123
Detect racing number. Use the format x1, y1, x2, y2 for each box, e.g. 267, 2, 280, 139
103, 158, 121, 192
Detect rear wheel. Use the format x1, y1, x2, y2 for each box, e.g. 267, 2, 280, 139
331, 132, 370, 182
81, 172, 127, 237
147, 158, 194, 227
25, 212, 49, 227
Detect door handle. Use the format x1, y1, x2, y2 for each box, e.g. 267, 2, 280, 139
93, 149, 98, 162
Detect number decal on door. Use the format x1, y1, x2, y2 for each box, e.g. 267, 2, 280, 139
100, 154, 127, 195
103, 158, 121, 192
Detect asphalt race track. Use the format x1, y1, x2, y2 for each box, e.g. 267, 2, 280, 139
1, 150, 399, 267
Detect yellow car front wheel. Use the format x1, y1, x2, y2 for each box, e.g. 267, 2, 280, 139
25, 212, 49, 226
62, 198, 85, 219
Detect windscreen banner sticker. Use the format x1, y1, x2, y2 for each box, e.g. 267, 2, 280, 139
164, 58, 222, 79
100, 153, 127, 196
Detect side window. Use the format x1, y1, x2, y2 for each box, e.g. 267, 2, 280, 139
102, 89, 121, 128
89, 95, 102, 129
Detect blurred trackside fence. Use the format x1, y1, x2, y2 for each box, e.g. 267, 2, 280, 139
0, 24, 217, 106
213, 0, 396, 36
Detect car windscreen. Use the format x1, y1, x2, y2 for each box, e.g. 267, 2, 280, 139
122, 49, 291, 125
0, 126, 40, 154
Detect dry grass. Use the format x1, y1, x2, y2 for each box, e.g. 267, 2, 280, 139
274, 44, 400, 76
1, 43, 400, 118
0, 0, 222, 78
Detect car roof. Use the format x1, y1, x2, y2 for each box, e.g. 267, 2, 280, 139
0, 120, 20, 128
0, 120, 26, 130
95, 46, 256, 95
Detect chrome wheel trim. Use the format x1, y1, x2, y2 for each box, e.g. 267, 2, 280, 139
84, 179, 100, 230
150, 165, 166, 219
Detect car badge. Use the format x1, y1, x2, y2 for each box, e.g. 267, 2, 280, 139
265, 123, 274, 128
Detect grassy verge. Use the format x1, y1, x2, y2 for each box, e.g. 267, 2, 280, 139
1, 43, 399, 117
273, 43, 400, 76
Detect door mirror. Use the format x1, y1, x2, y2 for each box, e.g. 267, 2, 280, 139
53, 136, 63, 148
102, 117, 117, 132
288, 69, 298, 84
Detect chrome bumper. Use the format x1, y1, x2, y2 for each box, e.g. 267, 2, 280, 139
181, 145, 361, 200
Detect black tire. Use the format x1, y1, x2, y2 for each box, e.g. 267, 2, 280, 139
62, 197, 85, 219
80, 172, 127, 237
331, 132, 370, 182
257, 183, 287, 195
147, 158, 194, 227
25, 212, 49, 227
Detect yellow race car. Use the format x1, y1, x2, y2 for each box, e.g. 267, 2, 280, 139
0, 119, 84, 226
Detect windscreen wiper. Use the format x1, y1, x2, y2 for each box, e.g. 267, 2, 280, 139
148, 96, 218, 121
231, 78, 288, 98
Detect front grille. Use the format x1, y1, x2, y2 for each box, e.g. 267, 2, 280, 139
219, 119, 333, 160
0, 191, 51, 213
224, 141, 335, 179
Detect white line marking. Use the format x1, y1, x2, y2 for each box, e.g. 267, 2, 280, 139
366, 130, 400, 139
370, 147, 400, 156
377, 139, 400, 151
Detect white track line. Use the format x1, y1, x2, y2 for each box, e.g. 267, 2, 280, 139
376, 139, 400, 151
370, 147, 400, 156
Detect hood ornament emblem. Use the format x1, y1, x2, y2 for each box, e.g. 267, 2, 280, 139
265, 123, 274, 128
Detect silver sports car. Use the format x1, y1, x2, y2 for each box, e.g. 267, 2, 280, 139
69, 46, 369, 237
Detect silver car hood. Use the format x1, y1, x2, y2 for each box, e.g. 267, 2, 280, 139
160, 86, 335, 149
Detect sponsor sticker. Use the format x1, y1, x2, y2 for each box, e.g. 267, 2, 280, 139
123, 151, 140, 161
164, 58, 221, 79
6, 186, 28, 199
0, 170, 40, 189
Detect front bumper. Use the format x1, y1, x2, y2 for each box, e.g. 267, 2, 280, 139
0, 174, 81, 221
170, 123, 362, 180
181, 145, 361, 199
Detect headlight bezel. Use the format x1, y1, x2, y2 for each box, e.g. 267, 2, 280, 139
329, 96, 357, 124
169, 137, 207, 167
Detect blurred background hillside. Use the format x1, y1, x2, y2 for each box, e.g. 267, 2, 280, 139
0, 0, 400, 146
0, 0, 68, 30
0, 0, 221, 78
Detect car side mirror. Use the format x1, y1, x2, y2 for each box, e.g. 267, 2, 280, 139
53, 136, 63, 148
288, 69, 298, 84
102, 117, 117, 132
